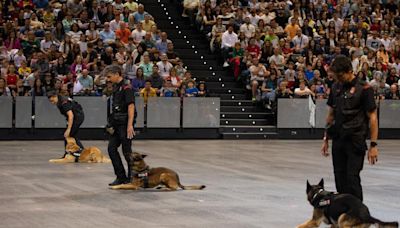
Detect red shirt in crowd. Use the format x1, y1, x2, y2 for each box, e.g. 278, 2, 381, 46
6, 74, 18, 86
247, 44, 261, 59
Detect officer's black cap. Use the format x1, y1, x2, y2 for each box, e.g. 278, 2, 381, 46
47, 89, 58, 98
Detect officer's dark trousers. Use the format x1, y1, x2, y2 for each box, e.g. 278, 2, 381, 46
108, 125, 132, 181
64, 117, 84, 151
332, 138, 365, 201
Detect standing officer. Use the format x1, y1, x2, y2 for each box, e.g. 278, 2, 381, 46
103, 65, 135, 186
47, 90, 85, 159
321, 55, 379, 201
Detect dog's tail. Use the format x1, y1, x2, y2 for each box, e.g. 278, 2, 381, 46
179, 184, 206, 190
367, 217, 398, 228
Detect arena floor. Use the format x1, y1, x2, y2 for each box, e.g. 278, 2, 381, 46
0, 140, 399, 228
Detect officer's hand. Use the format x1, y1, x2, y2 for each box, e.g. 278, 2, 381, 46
368, 147, 379, 165
64, 129, 71, 138
321, 140, 329, 157
127, 125, 135, 139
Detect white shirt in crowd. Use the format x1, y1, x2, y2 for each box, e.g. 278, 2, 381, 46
109, 19, 121, 32
292, 34, 309, 49
240, 23, 256, 39
380, 38, 392, 51
131, 29, 146, 43
221, 31, 238, 49
156, 61, 173, 79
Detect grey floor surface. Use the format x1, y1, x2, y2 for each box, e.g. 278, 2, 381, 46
0, 140, 399, 228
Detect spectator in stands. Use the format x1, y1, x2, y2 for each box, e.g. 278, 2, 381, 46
131, 67, 145, 94
222, 25, 238, 67
156, 32, 172, 54
185, 80, 199, 97
77, 69, 94, 96
139, 53, 153, 79
30, 78, 46, 96
6, 64, 18, 91
131, 22, 146, 46
197, 81, 208, 97
116, 21, 131, 45
210, 18, 226, 53
99, 22, 116, 45
294, 80, 315, 98
157, 53, 173, 79
160, 80, 178, 97
43, 72, 55, 92
142, 14, 155, 32
0, 78, 11, 96
141, 32, 156, 52
261, 72, 277, 109
166, 42, 179, 65
385, 84, 400, 100
249, 58, 268, 102
230, 42, 244, 81
149, 65, 163, 93
132, 4, 147, 23
140, 79, 157, 103
275, 81, 293, 99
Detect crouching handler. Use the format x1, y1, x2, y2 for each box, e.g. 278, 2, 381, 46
47, 90, 85, 160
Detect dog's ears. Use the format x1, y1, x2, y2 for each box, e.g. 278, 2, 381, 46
318, 178, 324, 188
306, 180, 311, 193
141, 154, 147, 159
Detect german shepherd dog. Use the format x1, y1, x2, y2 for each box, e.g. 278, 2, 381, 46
111, 152, 206, 191
297, 179, 398, 228
49, 137, 111, 163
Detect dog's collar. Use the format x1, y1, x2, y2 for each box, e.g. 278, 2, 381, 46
311, 189, 336, 209
132, 166, 150, 188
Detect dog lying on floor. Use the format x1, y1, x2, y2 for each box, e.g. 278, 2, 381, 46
111, 152, 206, 191
297, 179, 398, 228
49, 137, 111, 163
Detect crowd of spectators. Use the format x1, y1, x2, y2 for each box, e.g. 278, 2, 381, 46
0, 0, 208, 101
186, 0, 400, 107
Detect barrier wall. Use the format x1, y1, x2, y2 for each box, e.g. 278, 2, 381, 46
277, 98, 400, 129
379, 100, 400, 129
147, 97, 181, 128
15, 97, 32, 128
74, 97, 107, 128
0, 97, 12, 128
183, 97, 220, 128
0, 96, 220, 129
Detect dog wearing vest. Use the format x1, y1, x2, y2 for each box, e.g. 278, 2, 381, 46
110, 152, 206, 191
49, 137, 111, 163
297, 179, 398, 228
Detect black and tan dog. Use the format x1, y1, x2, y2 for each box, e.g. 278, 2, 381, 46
111, 152, 206, 191
297, 179, 398, 228
49, 137, 111, 163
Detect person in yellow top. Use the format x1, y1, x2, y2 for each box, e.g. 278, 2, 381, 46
18, 61, 32, 77
141, 14, 156, 32
124, 0, 138, 12
284, 18, 300, 40
376, 45, 389, 65
140, 80, 157, 103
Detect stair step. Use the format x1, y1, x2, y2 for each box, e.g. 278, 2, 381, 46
209, 88, 246, 94
221, 106, 258, 112
219, 94, 247, 100
220, 112, 272, 119
179, 53, 216, 60
221, 125, 277, 133
206, 82, 241, 89
222, 132, 279, 139
221, 100, 254, 106
220, 119, 273, 126
205, 76, 235, 82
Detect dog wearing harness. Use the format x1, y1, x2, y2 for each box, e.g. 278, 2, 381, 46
297, 179, 398, 228
110, 152, 206, 191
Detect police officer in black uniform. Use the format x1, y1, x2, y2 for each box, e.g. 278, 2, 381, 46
321, 55, 379, 201
47, 90, 85, 158
103, 65, 136, 186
